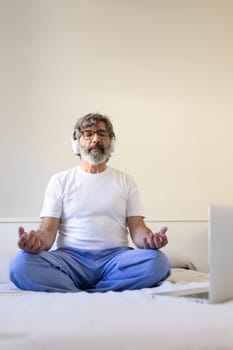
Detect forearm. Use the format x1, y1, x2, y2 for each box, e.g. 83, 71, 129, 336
127, 216, 151, 248
38, 217, 59, 250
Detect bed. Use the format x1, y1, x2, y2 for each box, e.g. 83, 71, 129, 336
1, 221, 233, 350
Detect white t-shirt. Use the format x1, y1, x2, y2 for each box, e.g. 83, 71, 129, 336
40, 166, 144, 250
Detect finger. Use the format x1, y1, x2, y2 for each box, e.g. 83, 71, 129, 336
26, 231, 38, 250
31, 236, 44, 252
18, 234, 29, 249
159, 226, 168, 235
18, 226, 30, 250
156, 233, 168, 248
18, 226, 25, 237
144, 235, 156, 248
28, 232, 46, 252
153, 234, 163, 249
147, 233, 157, 249
161, 234, 168, 246
143, 237, 150, 249
18, 230, 29, 243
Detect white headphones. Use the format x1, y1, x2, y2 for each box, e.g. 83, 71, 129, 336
71, 129, 115, 155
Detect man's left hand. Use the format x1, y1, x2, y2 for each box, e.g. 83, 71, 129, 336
143, 226, 168, 249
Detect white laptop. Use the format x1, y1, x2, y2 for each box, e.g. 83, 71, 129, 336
155, 205, 233, 304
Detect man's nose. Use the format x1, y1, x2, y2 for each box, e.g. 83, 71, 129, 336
92, 132, 101, 141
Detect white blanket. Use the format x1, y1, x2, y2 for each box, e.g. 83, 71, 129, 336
1, 269, 233, 350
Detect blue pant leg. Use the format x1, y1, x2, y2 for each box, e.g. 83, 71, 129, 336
94, 248, 171, 292
9, 250, 80, 292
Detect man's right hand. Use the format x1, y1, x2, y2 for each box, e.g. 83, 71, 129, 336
18, 226, 46, 253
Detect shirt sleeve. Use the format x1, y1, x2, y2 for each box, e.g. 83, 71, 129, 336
40, 174, 63, 218
125, 174, 145, 218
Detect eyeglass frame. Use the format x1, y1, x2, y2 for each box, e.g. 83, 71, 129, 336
80, 129, 110, 140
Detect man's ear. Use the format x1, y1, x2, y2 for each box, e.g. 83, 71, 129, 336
71, 129, 80, 155
110, 138, 115, 153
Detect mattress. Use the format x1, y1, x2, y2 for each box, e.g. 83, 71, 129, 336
1, 268, 233, 350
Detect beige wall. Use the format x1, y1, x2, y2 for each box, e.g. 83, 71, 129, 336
1, 0, 233, 219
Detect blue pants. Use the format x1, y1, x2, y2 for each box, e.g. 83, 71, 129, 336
10, 247, 170, 293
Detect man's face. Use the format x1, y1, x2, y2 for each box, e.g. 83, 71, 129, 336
79, 121, 111, 164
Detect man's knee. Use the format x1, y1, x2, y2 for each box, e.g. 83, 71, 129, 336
117, 248, 170, 281
150, 249, 171, 279
9, 251, 45, 289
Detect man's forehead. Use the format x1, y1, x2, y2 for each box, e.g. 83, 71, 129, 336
82, 121, 106, 129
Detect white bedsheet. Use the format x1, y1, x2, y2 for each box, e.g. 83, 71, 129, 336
0, 269, 233, 350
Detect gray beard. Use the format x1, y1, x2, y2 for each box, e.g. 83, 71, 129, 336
80, 146, 110, 165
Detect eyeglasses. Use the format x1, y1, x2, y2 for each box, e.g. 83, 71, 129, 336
81, 129, 110, 140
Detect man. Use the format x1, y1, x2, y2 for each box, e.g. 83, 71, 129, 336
10, 113, 170, 292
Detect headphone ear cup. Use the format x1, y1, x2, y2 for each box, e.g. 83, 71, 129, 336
71, 139, 80, 155
110, 139, 115, 153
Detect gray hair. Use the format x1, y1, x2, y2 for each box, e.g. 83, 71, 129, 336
73, 113, 116, 139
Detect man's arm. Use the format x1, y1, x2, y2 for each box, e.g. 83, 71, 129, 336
18, 217, 60, 253
127, 216, 168, 249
